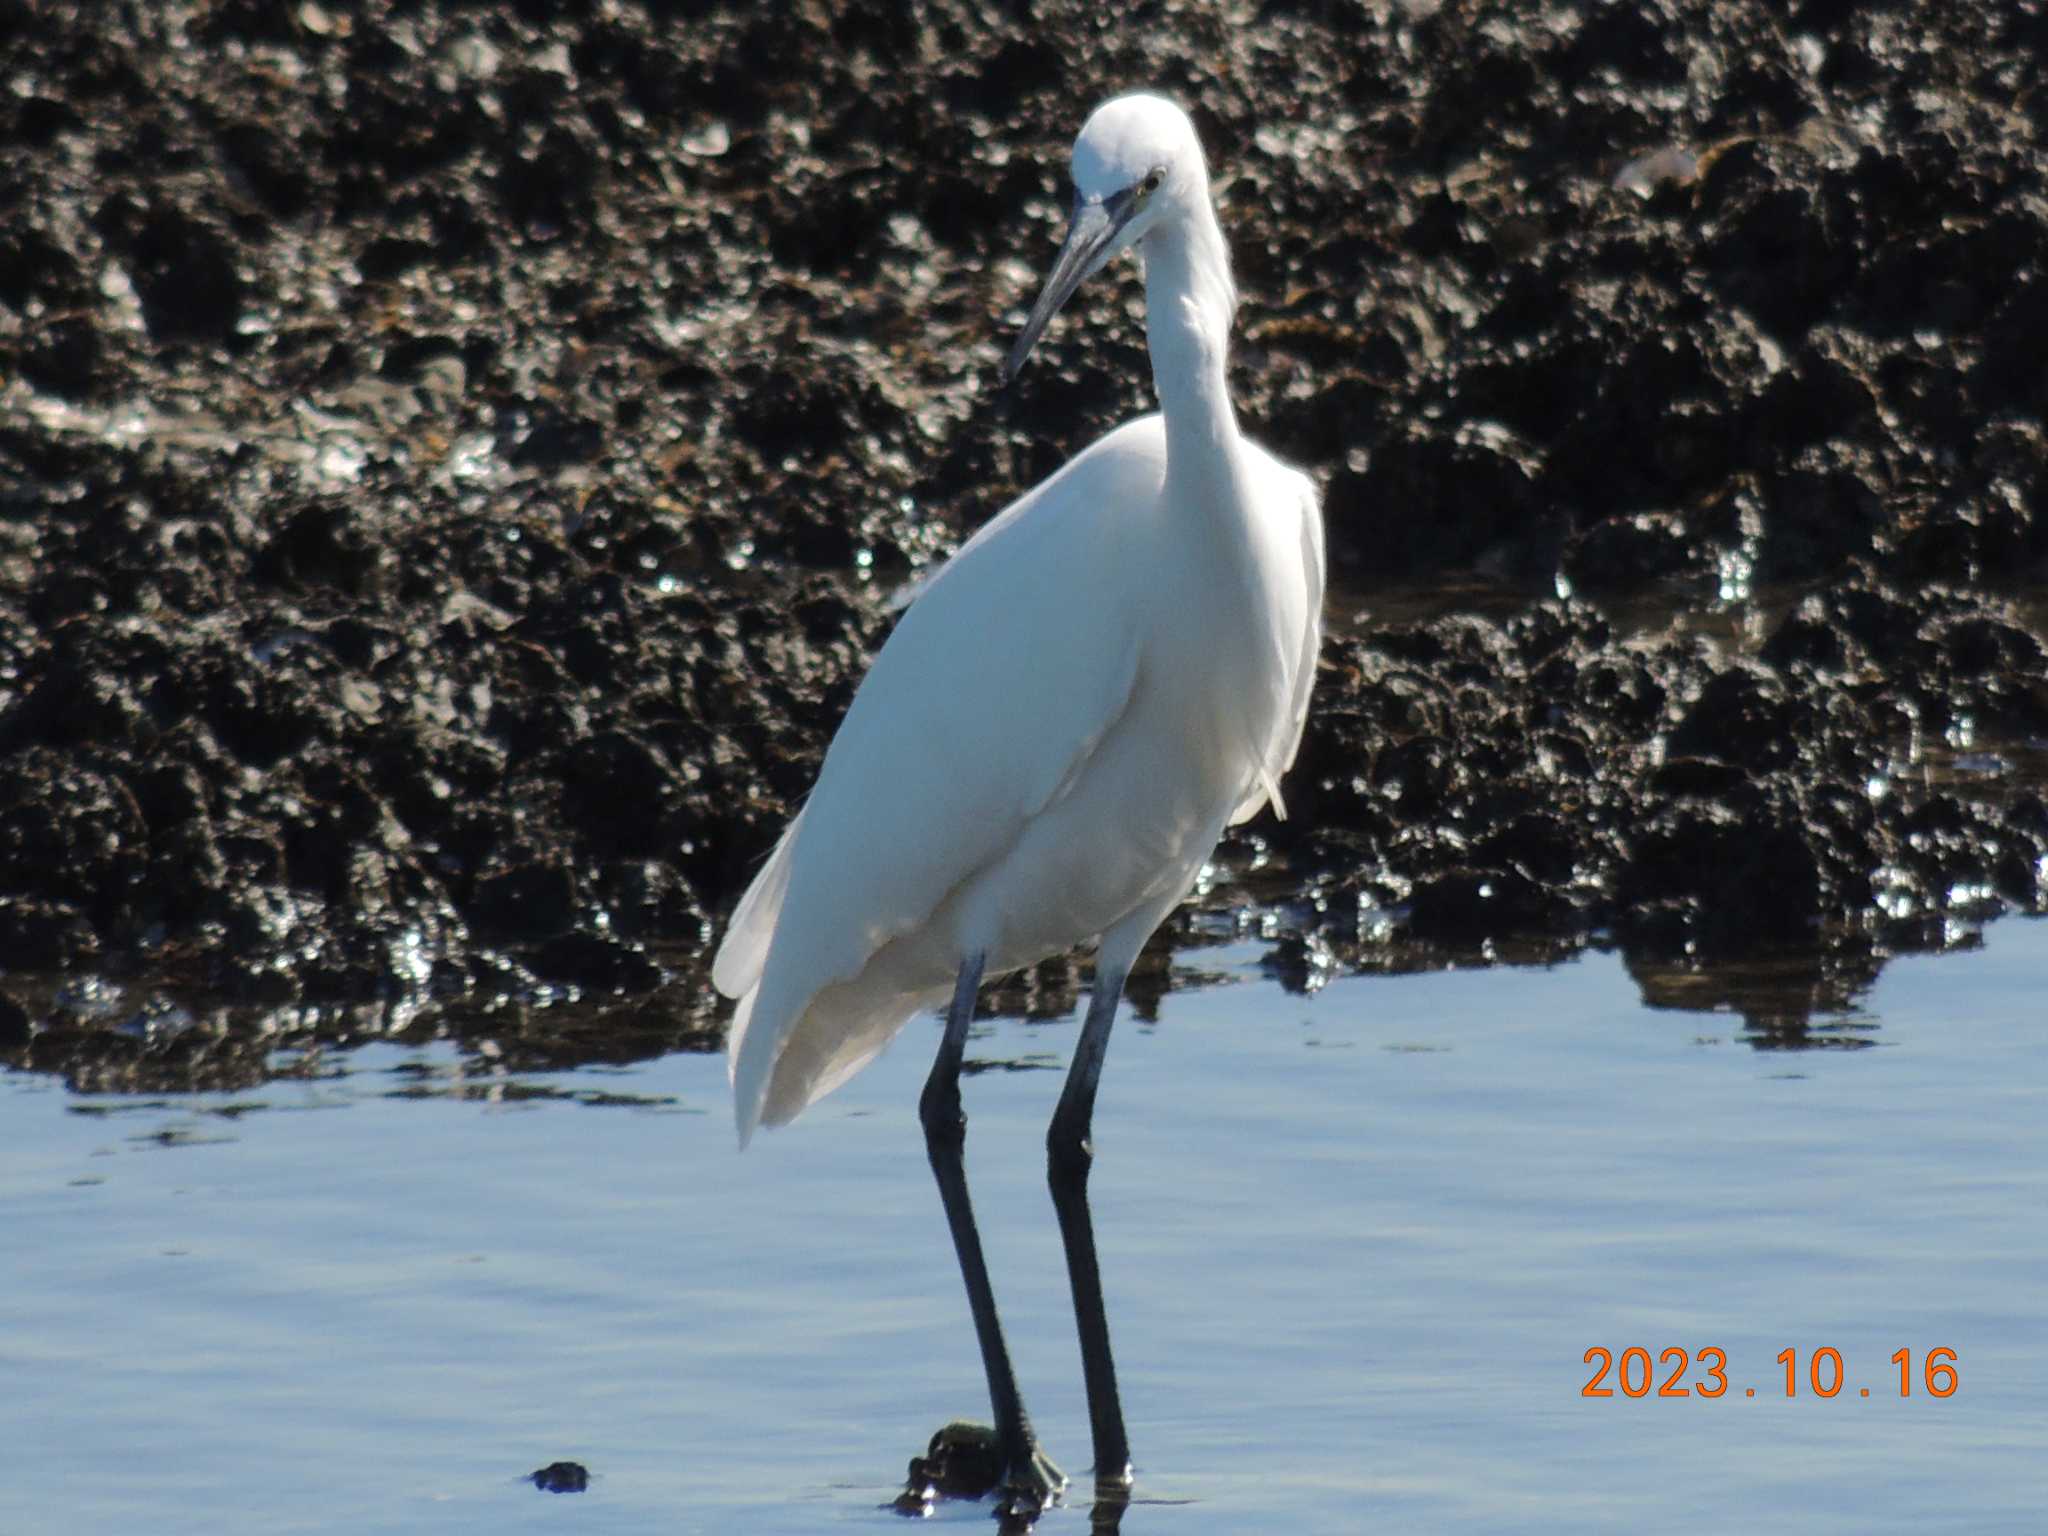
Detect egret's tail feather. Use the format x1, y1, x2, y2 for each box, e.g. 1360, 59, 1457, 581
726, 983, 767, 1148
712, 812, 805, 1001
729, 956, 949, 1149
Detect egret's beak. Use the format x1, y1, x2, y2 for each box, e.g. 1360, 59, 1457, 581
1002, 191, 1139, 384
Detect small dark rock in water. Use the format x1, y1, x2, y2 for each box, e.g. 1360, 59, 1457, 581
528, 1460, 589, 1494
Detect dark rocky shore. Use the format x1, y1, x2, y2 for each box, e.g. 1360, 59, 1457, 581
3, 0, 2045, 1090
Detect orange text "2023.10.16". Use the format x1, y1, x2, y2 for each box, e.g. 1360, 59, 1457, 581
1581, 1346, 1959, 1399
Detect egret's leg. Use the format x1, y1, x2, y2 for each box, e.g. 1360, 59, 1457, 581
919, 952, 1065, 1510
1047, 964, 1133, 1498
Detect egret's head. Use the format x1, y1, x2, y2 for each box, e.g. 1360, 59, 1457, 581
1003, 94, 1209, 383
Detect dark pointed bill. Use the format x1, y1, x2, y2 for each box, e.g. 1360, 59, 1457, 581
1001, 190, 1140, 384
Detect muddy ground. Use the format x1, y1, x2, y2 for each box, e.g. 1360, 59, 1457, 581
3, 0, 2045, 1091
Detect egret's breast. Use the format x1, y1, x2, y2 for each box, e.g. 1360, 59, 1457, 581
955, 636, 1263, 971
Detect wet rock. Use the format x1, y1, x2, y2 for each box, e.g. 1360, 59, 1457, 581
469, 852, 579, 941
255, 504, 393, 596
595, 858, 707, 943
0, 899, 101, 971
1667, 665, 1802, 773
0, 991, 30, 1050
1563, 511, 1712, 595
18, 316, 110, 399
1697, 139, 1856, 345
1408, 867, 1569, 945
1617, 798, 1825, 954
527, 931, 665, 993
92, 200, 249, 348
0, 753, 149, 942
1, 0, 2045, 1091
1347, 421, 1553, 587
528, 1461, 590, 1495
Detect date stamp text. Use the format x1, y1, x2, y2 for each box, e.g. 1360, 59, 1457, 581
1582, 1346, 1959, 1399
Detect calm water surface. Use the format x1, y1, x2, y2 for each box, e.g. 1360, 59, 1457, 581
4, 921, 2044, 1535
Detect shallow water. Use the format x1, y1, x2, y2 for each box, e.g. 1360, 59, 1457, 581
4, 920, 2044, 1535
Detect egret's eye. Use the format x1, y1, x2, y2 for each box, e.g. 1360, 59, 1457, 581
1141, 169, 1164, 195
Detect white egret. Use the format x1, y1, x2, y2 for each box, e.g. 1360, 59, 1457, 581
713, 93, 1325, 1515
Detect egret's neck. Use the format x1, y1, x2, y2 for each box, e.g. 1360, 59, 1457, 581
1141, 205, 1241, 484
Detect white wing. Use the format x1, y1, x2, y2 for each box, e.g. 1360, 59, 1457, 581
718, 418, 1168, 1143
1229, 455, 1325, 826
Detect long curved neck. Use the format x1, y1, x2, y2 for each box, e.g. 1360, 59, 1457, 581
1141, 202, 1241, 488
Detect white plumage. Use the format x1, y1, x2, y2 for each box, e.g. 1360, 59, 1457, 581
714, 94, 1324, 1150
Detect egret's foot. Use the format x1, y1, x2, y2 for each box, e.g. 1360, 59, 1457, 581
895, 1422, 1065, 1523
901, 1420, 1005, 1503
994, 1442, 1066, 1520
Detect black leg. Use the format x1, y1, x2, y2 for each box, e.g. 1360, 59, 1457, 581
1047, 965, 1133, 1502
919, 953, 1065, 1515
